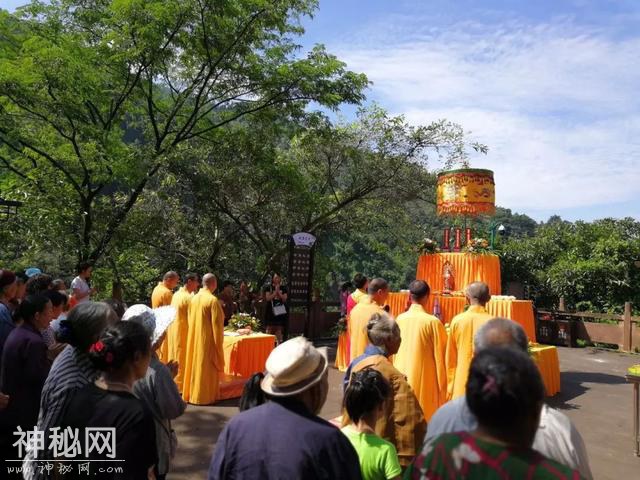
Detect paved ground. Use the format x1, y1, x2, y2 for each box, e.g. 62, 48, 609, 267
172, 344, 640, 479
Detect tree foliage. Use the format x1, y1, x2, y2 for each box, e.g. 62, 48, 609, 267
499, 217, 640, 312
0, 0, 367, 264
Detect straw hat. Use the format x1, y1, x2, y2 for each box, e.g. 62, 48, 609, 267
261, 336, 328, 397
122, 304, 176, 346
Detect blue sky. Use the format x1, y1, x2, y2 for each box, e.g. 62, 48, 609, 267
5, 1, 639, 222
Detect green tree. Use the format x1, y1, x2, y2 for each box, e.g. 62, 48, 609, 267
0, 0, 367, 266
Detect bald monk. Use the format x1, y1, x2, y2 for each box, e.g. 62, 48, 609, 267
348, 277, 389, 362
394, 280, 448, 420
152, 271, 179, 361
182, 273, 225, 405
445, 281, 494, 400
168, 272, 199, 392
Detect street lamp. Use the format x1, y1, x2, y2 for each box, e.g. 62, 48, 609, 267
489, 223, 506, 249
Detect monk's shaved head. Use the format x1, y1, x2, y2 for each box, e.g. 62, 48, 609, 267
465, 282, 491, 306
367, 278, 389, 295
163, 271, 179, 281
202, 273, 217, 289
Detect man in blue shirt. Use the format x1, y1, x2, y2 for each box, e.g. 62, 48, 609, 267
208, 336, 362, 480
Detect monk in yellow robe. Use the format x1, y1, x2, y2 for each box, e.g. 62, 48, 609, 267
446, 281, 494, 400
168, 273, 200, 392
348, 277, 389, 362
151, 271, 179, 361
394, 280, 447, 421
182, 273, 225, 405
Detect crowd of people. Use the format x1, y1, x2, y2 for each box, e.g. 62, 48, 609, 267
0, 264, 594, 479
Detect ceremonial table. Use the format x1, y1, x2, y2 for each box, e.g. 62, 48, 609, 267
385, 292, 536, 342
417, 253, 502, 295
223, 332, 276, 377
218, 333, 276, 401
384, 292, 560, 397
530, 344, 561, 396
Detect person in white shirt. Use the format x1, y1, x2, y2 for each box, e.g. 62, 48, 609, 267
425, 318, 593, 480
71, 262, 95, 304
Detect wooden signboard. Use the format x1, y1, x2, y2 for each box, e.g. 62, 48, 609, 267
288, 232, 316, 307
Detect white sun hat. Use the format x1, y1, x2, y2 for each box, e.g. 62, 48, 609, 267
261, 336, 328, 397
122, 304, 176, 346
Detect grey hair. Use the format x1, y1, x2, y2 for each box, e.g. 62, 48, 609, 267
474, 317, 528, 353
366, 311, 399, 347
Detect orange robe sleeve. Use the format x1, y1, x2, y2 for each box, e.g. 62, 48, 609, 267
211, 297, 225, 373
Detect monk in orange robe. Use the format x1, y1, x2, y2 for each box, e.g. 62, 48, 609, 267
182, 273, 225, 405
446, 281, 493, 400
168, 273, 200, 392
394, 280, 447, 421
151, 271, 179, 361
348, 278, 389, 362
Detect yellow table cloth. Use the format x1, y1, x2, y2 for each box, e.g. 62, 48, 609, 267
530, 343, 561, 396
385, 292, 536, 342
416, 253, 502, 295
223, 333, 276, 378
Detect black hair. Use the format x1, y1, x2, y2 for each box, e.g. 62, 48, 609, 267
239, 372, 266, 412
88, 321, 150, 372
353, 273, 367, 289
77, 262, 92, 274
15, 272, 28, 283
14, 294, 50, 325
44, 289, 67, 308
184, 273, 199, 283
103, 298, 125, 320
222, 280, 234, 289
340, 282, 353, 292
344, 369, 391, 424
466, 347, 544, 435
409, 280, 430, 301
25, 274, 53, 295
57, 301, 115, 350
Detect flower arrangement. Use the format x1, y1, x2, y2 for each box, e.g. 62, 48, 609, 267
415, 238, 441, 255
331, 317, 347, 337
226, 313, 261, 333
463, 237, 491, 254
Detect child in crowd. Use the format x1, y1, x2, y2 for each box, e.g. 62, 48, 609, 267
341, 369, 401, 480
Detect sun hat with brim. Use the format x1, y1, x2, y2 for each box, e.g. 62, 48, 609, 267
0, 270, 16, 290
261, 336, 328, 397
122, 304, 176, 346
25, 267, 42, 278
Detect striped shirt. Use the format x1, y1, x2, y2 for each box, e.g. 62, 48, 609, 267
23, 345, 97, 478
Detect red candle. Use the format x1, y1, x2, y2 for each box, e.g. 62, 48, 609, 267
466, 227, 472, 245
443, 228, 450, 251
454, 228, 462, 252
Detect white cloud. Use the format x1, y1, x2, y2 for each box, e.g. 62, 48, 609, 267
330, 17, 640, 220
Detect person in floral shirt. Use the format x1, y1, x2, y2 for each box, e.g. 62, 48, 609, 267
405, 347, 585, 480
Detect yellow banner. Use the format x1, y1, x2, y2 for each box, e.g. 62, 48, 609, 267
437, 169, 496, 216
